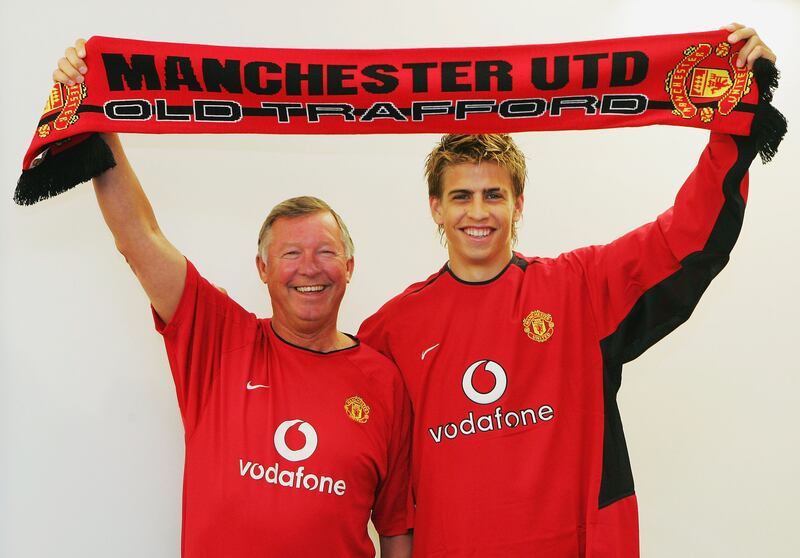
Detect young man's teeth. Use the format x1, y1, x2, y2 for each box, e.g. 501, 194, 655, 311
465, 228, 490, 237
295, 286, 325, 293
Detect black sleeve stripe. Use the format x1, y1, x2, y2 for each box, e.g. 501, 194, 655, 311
597, 134, 757, 509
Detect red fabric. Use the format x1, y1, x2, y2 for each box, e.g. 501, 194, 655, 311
24, 30, 760, 169
358, 132, 752, 557
154, 260, 413, 557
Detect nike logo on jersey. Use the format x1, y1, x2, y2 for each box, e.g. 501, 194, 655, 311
246, 381, 271, 390
421, 343, 440, 360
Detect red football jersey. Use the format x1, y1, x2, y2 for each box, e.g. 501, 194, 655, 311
359, 133, 756, 557
154, 261, 413, 558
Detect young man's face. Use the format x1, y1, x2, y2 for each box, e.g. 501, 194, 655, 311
430, 161, 523, 280
256, 211, 353, 335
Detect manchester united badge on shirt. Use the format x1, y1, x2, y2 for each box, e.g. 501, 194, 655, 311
522, 310, 555, 342
344, 396, 370, 423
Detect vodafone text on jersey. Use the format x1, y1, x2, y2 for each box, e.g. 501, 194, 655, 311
239, 419, 347, 496
428, 359, 555, 444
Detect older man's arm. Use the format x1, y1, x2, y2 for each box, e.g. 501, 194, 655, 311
379, 533, 412, 558
54, 39, 186, 322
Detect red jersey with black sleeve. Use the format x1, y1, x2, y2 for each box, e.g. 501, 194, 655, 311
153, 261, 413, 558
358, 132, 757, 558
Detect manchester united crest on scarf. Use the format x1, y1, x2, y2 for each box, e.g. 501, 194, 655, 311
37, 82, 87, 138
666, 41, 752, 124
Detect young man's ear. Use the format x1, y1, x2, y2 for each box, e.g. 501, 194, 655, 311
513, 194, 525, 222
429, 196, 444, 226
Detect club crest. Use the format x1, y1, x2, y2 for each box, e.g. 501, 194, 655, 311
344, 396, 370, 424
523, 310, 555, 343
665, 42, 752, 124
38, 82, 87, 138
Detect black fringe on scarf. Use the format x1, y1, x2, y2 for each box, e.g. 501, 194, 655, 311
751, 58, 787, 164
13, 133, 116, 206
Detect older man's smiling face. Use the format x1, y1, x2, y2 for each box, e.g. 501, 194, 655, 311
257, 211, 353, 336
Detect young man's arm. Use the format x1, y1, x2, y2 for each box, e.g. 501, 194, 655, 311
55, 40, 186, 322
574, 25, 776, 363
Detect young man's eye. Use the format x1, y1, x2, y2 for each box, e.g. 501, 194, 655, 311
486, 191, 504, 200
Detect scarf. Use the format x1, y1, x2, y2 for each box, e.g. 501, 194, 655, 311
15, 30, 785, 205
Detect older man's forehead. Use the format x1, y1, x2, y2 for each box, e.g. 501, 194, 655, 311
269, 211, 344, 245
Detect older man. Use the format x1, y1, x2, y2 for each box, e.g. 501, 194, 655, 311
54, 44, 413, 558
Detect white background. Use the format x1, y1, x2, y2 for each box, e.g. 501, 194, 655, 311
1, 1, 798, 557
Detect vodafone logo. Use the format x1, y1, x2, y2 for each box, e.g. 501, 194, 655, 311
239, 418, 346, 496
274, 419, 318, 462
427, 358, 555, 445
239, 419, 347, 496
462, 360, 507, 404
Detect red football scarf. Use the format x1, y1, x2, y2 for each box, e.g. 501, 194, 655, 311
15, 30, 785, 205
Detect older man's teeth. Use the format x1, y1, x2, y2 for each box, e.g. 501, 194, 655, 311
464, 228, 490, 237
295, 286, 325, 293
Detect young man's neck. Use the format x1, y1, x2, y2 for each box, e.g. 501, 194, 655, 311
271, 320, 355, 352
447, 249, 514, 283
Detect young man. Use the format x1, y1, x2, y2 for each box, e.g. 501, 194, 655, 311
358, 24, 776, 558
54, 44, 412, 558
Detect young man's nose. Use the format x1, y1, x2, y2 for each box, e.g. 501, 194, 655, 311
467, 198, 490, 219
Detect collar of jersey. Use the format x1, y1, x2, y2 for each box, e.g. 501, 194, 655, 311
268, 321, 360, 355
443, 253, 528, 286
